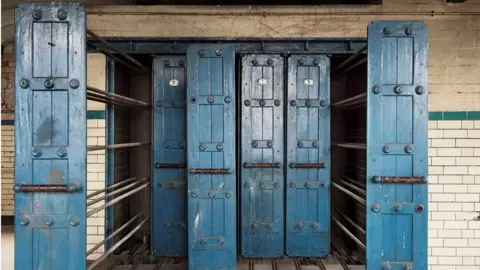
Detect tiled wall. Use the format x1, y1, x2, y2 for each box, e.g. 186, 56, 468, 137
1, 122, 15, 216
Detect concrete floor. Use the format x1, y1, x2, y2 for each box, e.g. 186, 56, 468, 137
2, 226, 14, 270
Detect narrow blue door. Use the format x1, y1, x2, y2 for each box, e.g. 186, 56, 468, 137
367, 21, 428, 270
152, 56, 187, 256
14, 3, 86, 270
286, 55, 330, 257
240, 55, 284, 258
187, 45, 236, 269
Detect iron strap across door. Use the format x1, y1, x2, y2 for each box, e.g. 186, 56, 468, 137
187, 45, 237, 269
14, 3, 87, 270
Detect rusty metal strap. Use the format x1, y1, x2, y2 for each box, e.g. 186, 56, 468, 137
371, 176, 427, 184
289, 163, 326, 169
243, 162, 281, 168
189, 168, 231, 174
155, 163, 187, 169
13, 184, 82, 193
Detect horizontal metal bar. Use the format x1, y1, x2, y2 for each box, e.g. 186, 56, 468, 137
13, 184, 81, 193
87, 92, 144, 109
87, 142, 150, 152
155, 163, 187, 169
333, 143, 367, 150
342, 175, 366, 188
131, 250, 149, 270
334, 208, 366, 235
86, 213, 142, 256
331, 215, 366, 250
87, 215, 151, 270
87, 86, 150, 108
124, 242, 147, 265
87, 41, 143, 73
372, 176, 427, 183
332, 181, 366, 205
289, 163, 326, 169
243, 162, 281, 168
87, 177, 137, 199
86, 29, 148, 71
340, 56, 367, 75
332, 45, 367, 73
87, 183, 150, 217
189, 168, 231, 174
87, 178, 149, 207
331, 93, 367, 108
339, 178, 366, 195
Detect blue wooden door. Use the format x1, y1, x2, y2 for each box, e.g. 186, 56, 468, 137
14, 3, 86, 270
286, 55, 330, 257
152, 56, 187, 256
240, 55, 284, 258
187, 45, 236, 269
367, 21, 428, 270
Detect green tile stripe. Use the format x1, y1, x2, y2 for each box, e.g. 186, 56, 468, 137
1, 120, 14, 125
429, 111, 480, 121
1, 110, 105, 125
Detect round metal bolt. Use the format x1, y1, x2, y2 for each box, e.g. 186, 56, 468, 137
404, 145, 413, 154
45, 216, 55, 227
267, 141, 273, 148
289, 182, 296, 188
289, 163, 296, 169
296, 222, 303, 229
200, 238, 208, 245
320, 183, 326, 188
259, 99, 266, 106
244, 183, 249, 188
164, 142, 170, 148
405, 27, 413, 36
191, 191, 198, 198
393, 204, 403, 213
20, 216, 30, 226
155, 163, 161, 169
32, 9, 42, 20
274, 182, 280, 189
164, 60, 170, 67
371, 203, 381, 213
290, 100, 297, 106
207, 96, 215, 103
297, 141, 303, 148
57, 9, 68, 20
69, 79, 80, 89
217, 237, 224, 245
215, 49, 222, 56
190, 96, 196, 104
179, 142, 185, 148
394, 85, 402, 94
259, 183, 265, 189
252, 141, 258, 148
67, 184, 81, 193
421, 176, 428, 183
244, 100, 251, 106
57, 147, 67, 158
383, 264, 392, 270
298, 59, 305, 65
164, 222, 171, 229
157, 183, 162, 188
13, 184, 21, 193
372, 85, 381, 94
170, 100, 176, 107
404, 266, 412, 270
267, 59, 274, 65
32, 148, 42, 158
267, 224, 273, 230
382, 144, 391, 154
172, 182, 178, 188
415, 204, 424, 213
320, 100, 327, 107
179, 60, 185, 67
274, 100, 281, 106
251, 223, 258, 230
312, 141, 319, 148
371, 175, 381, 183
199, 144, 206, 151
415, 85, 425, 95
208, 191, 216, 198
251, 59, 258, 65
311, 223, 318, 229
383, 27, 392, 35
225, 191, 233, 198
70, 216, 80, 227
305, 100, 311, 107
305, 183, 311, 188
217, 143, 224, 151
19, 78, 30, 89
314, 59, 320, 65
224, 96, 232, 103
198, 49, 206, 56
44, 78, 55, 89
156, 101, 163, 107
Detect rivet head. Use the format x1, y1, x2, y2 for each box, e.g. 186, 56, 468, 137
371, 175, 381, 183
200, 238, 208, 245
164, 142, 170, 148
44, 78, 55, 89
289, 163, 296, 168
267, 59, 274, 65
20, 216, 30, 226
244, 183, 249, 188
156, 101, 163, 107
382, 144, 391, 154
404, 144, 413, 153
57, 147, 67, 157
312, 141, 319, 148
217, 236, 224, 245
251, 59, 258, 65
296, 222, 303, 229
313, 59, 320, 65
164, 60, 170, 67
69, 216, 80, 227
208, 191, 216, 198
415, 85, 425, 95
405, 27, 413, 36
251, 141, 258, 148
289, 182, 296, 188
179, 142, 185, 148
266, 141, 273, 148
32, 9, 42, 20
305, 100, 311, 107
251, 223, 258, 230
383, 27, 392, 35
298, 59, 304, 65
225, 191, 233, 198
198, 49, 206, 56
155, 163, 161, 169
171, 182, 178, 188
13, 184, 21, 193
259, 99, 266, 107
207, 96, 215, 103
31, 148, 42, 158
191, 191, 198, 198
393, 85, 402, 94
244, 100, 251, 106
320, 100, 327, 107
170, 100, 176, 107
311, 222, 318, 229
45, 216, 55, 227
224, 96, 232, 103
320, 183, 326, 188
371, 203, 381, 213
259, 183, 265, 189
415, 204, 424, 213
215, 49, 222, 56
19, 78, 30, 89
164, 222, 170, 229
267, 224, 273, 230
199, 144, 206, 151
304, 183, 311, 188
297, 141, 303, 148
393, 204, 403, 212
274, 100, 281, 106
69, 79, 80, 89
290, 100, 297, 106
216, 143, 224, 151
179, 60, 185, 67
190, 96, 196, 104
57, 9, 68, 20
372, 85, 381, 94
157, 183, 162, 188
274, 182, 280, 189
421, 176, 428, 183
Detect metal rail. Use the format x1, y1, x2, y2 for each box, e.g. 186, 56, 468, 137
87, 178, 149, 207
87, 42, 142, 73
87, 215, 151, 270
87, 92, 144, 109
334, 209, 366, 235
332, 182, 366, 205
86, 213, 142, 256
289, 163, 326, 168
87, 142, 150, 152
87, 85, 150, 108
87, 177, 137, 199
331, 93, 367, 108
340, 57, 367, 75
333, 143, 367, 150
87, 182, 150, 217
343, 175, 366, 188
332, 215, 366, 250
243, 162, 281, 168
189, 168, 231, 174
124, 242, 147, 265
86, 29, 148, 71
339, 179, 366, 196
332, 45, 367, 73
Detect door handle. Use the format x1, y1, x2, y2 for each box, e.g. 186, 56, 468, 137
243, 162, 281, 168
155, 163, 187, 168
13, 184, 82, 193
289, 163, 326, 169
189, 168, 231, 174
371, 176, 427, 184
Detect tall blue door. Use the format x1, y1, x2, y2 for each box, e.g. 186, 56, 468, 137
366, 21, 428, 270
240, 55, 285, 258
286, 55, 330, 257
152, 56, 187, 256
187, 45, 237, 269
14, 3, 87, 270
